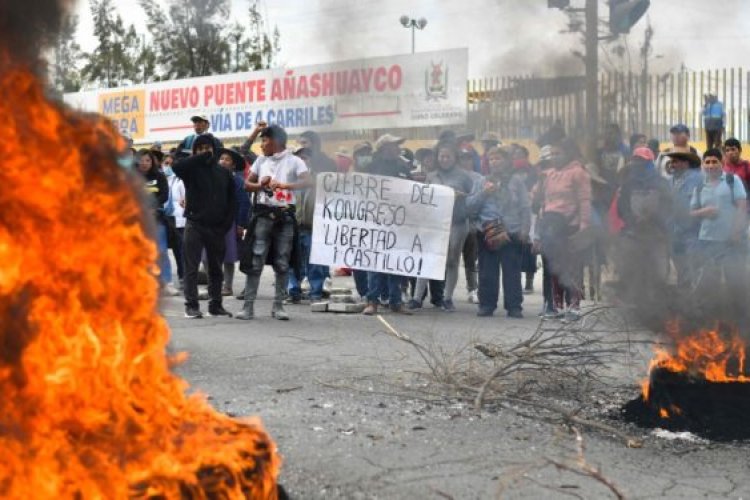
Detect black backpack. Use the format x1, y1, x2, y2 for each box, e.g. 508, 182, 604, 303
694, 174, 736, 208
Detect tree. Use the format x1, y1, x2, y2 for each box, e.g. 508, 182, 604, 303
81, 0, 141, 88
139, 0, 280, 79
242, 0, 279, 71
52, 14, 83, 92
139, 0, 232, 79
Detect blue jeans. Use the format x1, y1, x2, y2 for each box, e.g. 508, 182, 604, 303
478, 239, 523, 314
288, 230, 328, 299
353, 269, 370, 297
156, 222, 172, 286
366, 272, 402, 306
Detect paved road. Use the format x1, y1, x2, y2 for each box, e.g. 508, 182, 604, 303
165, 272, 750, 499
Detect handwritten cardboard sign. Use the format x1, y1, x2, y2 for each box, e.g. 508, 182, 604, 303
310, 172, 454, 280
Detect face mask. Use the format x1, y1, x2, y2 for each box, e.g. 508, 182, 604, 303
117, 154, 134, 170
357, 156, 372, 168
163, 166, 173, 176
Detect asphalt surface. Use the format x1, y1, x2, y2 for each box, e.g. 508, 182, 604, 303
164, 271, 750, 499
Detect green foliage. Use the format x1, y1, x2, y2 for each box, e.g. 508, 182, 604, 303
53, 14, 83, 92
81, 0, 155, 87
74, 0, 281, 89
140, 0, 279, 79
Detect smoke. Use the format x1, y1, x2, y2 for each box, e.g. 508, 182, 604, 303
0, 0, 70, 67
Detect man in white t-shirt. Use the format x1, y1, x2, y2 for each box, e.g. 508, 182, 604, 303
236, 124, 310, 320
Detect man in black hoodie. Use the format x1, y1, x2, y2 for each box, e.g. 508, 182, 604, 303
298, 130, 337, 174
173, 133, 237, 319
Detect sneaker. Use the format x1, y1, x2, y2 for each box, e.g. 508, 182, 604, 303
407, 299, 423, 310
207, 305, 233, 318
507, 309, 524, 319
235, 302, 254, 320
467, 290, 478, 304
542, 309, 563, 320
184, 306, 203, 319
198, 291, 209, 301
442, 299, 456, 312
563, 309, 582, 323
477, 308, 494, 317
221, 288, 233, 297
284, 295, 302, 305
301, 278, 311, 292
389, 304, 413, 315
272, 308, 290, 321
362, 303, 378, 316
235, 292, 245, 301
162, 284, 180, 296
323, 278, 333, 293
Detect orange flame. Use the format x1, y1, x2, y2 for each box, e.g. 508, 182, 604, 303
0, 68, 279, 497
641, 319, 749, 401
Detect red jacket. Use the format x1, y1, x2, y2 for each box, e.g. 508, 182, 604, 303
534, 161, 592, 230
724, 160, 750, 190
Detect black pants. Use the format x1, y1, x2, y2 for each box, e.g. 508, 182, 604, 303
183, 220, 226, 309
478, 239, 523, 314
706, 128, 723, 150
418, 279, 445, 306
171, 227, 185, 280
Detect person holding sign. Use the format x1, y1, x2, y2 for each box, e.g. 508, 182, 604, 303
362, 134, 413, 315
411, 141, 477, 312
468, 146, 531, 318
237, 125, 311, 321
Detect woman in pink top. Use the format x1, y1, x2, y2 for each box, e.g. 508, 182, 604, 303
534, 138, 592, 321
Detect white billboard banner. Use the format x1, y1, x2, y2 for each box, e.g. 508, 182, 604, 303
63, 49, 468, 144
309, 172, 455, 280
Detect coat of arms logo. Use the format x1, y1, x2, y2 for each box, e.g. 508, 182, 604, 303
425, 61, 448, 101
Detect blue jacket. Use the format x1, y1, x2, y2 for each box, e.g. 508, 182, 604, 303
235, 171, 252, 227
467, 171, 531, 235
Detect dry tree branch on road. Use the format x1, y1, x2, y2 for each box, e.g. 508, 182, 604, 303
376, 307, 643, 448
496, 427, 626, 500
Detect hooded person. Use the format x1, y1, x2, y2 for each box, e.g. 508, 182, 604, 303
298, 130, 337, 174
172, 134, 237, 319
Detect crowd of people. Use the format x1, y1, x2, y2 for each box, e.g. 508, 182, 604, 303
127, 111, 749, 325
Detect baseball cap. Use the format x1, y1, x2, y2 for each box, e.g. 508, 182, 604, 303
632, 147, 655, 162
374, 133, 405, 150
191, 114, 209, 123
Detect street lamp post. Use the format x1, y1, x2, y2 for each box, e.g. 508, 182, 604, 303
399, 15, 428, 54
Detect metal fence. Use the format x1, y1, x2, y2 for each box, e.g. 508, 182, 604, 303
468, 68, 750, 146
